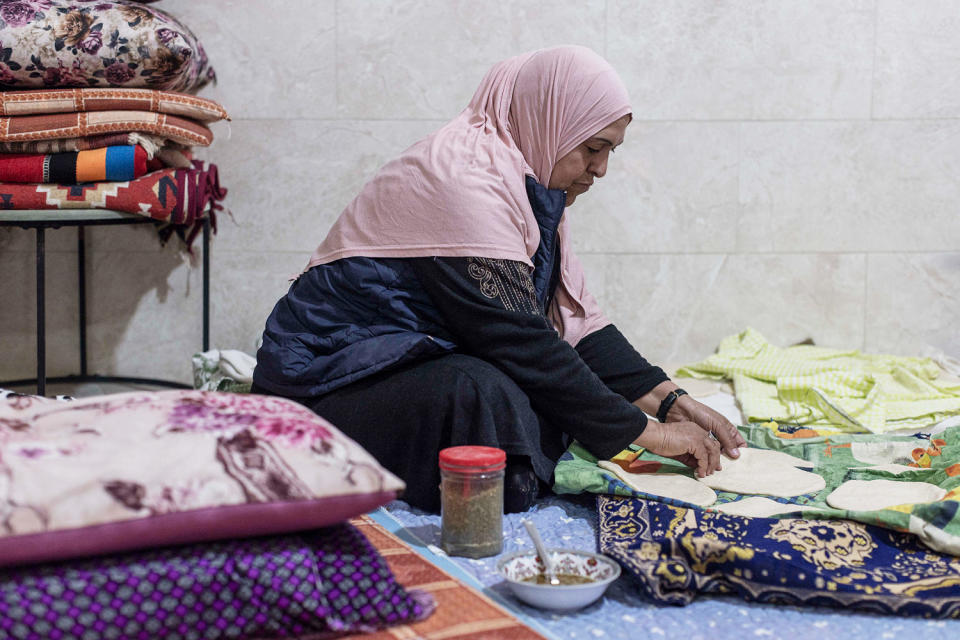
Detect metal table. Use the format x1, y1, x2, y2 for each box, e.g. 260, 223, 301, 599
0, 209, 210, 396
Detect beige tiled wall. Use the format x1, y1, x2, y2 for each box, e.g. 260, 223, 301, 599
2, 0, 958, 385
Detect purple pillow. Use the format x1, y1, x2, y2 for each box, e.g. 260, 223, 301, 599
0, 522, 434, 639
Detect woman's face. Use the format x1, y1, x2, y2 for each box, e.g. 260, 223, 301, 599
548, 115, 631, 206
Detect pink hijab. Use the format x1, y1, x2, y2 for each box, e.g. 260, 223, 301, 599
306, 46, 631, 346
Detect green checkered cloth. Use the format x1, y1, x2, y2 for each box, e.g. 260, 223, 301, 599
677, 328, 960, 433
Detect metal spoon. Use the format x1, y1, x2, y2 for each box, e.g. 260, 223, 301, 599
523, 519, 559, 586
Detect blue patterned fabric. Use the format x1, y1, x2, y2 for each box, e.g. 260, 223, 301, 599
598, 495, 960, 618
385, 498, 960, 639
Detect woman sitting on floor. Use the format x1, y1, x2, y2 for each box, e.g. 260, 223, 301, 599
251, 46, 747, 513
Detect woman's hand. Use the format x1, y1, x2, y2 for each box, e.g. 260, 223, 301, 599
635, 382, 748, 459
632, 421, 723, 478
667, 395, 747, 459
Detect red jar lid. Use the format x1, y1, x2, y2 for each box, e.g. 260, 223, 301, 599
438, 446, 506, 473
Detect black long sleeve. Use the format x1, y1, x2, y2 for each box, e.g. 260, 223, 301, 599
575, 324, 669, 403
409, 256, 648, 460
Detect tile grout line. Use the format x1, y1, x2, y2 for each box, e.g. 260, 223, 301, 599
870, 0, 879, 121
334, 0, 339, 115
570, 250, 960, 256
862, 253, 870, 351
6, 249, 960, 256
220, 115, 960, 124
603, 0, 608, 60
735, 120, 743, 253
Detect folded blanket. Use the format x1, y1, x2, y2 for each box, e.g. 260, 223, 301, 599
599, 495, 960, 617
0, 88, 229, 123
0, 132, 170, 156
0, 110, 213, 147
0, 145, 147, 183
677, 328, 960, 434
0, 160, 226, 248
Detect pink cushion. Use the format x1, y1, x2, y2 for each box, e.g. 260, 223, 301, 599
0, 390, 406, 567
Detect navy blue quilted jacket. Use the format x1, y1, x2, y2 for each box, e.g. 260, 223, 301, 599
253, 177, 567, 398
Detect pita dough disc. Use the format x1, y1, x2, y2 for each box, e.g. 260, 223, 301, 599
696, 447, 825, 498
598, 461, 717, 507
714, 497, 810, 518
826, 479, 947, 511
849, 463, 924, 475
661, 364, 726, 397
745, 448, 815, 468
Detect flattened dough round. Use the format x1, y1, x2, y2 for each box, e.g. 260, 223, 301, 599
826, 479, 947, 511
714, 497, 810, 518
659, 365, 726, 397
849, 463, 924, 475
598, 461, 717, 507
696, 447, 825, 498
850, 441, 922, 466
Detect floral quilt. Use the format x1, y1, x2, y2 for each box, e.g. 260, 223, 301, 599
599, 495, 960, 617
0, 389, 405, 567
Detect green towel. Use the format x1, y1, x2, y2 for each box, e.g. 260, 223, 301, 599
677, 327, 960, 434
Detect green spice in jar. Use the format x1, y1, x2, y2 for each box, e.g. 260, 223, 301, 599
438, 446, 505, 558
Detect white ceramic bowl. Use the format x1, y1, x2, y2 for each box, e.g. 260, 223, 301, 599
496, 548, 621, 611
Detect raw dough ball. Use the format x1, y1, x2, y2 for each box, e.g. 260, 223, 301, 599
598, 461, 717, 507
826, 479, 946, 511
696, 448, 825, 498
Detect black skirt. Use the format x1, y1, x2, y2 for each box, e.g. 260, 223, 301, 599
252, 352, 561, 512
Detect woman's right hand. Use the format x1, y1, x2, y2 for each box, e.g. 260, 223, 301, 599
632, 421, 723, 478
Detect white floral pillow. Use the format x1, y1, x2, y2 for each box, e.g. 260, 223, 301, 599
0, 0, 215, 93
0, 390, 405, 567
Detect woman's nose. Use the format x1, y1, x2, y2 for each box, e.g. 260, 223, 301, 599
591, 154, 608, 178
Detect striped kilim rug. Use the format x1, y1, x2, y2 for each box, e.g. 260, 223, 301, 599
343, 514, 548, 640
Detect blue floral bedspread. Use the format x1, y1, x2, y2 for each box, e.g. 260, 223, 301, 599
599, 495, 960, 617
384, 496, 960, 640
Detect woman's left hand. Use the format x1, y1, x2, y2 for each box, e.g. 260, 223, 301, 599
666, 395, 747, 459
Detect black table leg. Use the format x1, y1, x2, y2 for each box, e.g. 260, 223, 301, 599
35, 227, 45, 397
1, 214, 201, 394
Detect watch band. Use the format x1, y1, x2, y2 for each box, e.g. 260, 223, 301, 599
656, 388, 688, 423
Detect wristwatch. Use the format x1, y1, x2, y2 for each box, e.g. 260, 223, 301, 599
656, 388, 688, 423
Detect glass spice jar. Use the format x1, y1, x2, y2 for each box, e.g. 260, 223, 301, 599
438, 445, 505, 558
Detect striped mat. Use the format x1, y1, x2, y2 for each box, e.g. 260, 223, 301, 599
345, 514, 548, 640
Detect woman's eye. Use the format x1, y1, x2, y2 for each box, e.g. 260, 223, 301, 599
587, 147, 601, 154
